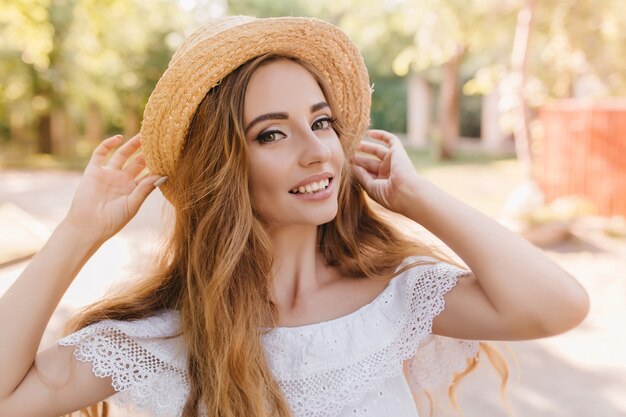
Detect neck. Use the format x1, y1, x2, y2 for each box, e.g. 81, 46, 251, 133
267, 223, 338, 310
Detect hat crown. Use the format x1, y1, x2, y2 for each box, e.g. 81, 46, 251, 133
169, 16, 256, 67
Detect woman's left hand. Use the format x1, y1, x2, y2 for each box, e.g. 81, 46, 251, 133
350, 129, 423, 214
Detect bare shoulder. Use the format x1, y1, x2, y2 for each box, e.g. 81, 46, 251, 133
0, 342, 116, 417
275, 274, 391, 327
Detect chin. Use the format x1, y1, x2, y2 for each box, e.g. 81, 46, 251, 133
255, 193, 340, 226
307, 203, 339, 225
265, 205, 338, 227
311, 213, 338, 226
289, 209, 338, 226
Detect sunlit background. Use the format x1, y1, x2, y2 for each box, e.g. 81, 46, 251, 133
1, 0, 625, 164
0, 1, 625, 416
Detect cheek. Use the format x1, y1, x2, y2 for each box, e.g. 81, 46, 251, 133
247, 153, 287, 207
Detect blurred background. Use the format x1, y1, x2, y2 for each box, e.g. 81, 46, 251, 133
0, 0, 625, 416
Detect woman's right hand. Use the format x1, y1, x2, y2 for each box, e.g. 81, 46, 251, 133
62, 133, 164, 244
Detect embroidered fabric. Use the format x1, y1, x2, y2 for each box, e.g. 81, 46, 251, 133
407, 334, 480, 393
56, 256, 479, 417
261, 256, 479, 417
57, 310, 192, 417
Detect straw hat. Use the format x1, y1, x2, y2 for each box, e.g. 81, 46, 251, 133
139, 15, 372, 202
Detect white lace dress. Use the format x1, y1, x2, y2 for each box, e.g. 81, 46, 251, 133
57, 256, 480, 417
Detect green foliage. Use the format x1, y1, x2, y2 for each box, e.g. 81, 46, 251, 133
2, 0, 625, 163
530, 0, 626, 98
228, 0, 311, 17
389, 0, 518, 80
0, 0, 192, 154
370, 77, 407, 133
389, 0, 626, 99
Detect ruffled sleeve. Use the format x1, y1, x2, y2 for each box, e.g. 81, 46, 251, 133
56, 309, 191, 417
406, 334, 479, 391
401, 257, 480, 393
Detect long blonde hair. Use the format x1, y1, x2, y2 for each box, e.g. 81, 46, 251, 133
62, 54, 511, 417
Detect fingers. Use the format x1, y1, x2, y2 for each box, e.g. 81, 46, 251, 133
105, 133, 142, 170
358, 141, 389, 160
89, 135, 123, 166
352, 154, 381, 175
123, 152, 147, 179
127, 174, 163, 214
357, 130, 404, 161
367, 129, 401, 146
88, 133, 144, 171
351, 164, 373, 188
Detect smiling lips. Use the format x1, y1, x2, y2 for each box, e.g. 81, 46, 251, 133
289, 178, 331, 194
289, 173, 334, 195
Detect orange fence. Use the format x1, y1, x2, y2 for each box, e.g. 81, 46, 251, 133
534, 100, 626, 217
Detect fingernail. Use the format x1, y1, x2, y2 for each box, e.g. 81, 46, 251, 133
153, 176, 168, 187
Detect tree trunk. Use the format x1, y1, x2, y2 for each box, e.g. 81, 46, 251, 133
502, 0, 546, 227
9, 109, 30, 156
86, 102, 104, 145
50, 107, 71, 157
510, 0, 536, 179
407, 74, 432, 148
436, 49, 462, 160
37, 113, 52, 154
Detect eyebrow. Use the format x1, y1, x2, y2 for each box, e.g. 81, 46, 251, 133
244, 102, 330, 134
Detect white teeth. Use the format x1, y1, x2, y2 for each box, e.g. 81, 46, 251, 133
290, 178, 332, 194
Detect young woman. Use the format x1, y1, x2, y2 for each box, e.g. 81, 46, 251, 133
0, 16, 589, 417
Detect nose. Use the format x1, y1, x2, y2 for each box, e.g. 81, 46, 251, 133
297, 126, 331, 167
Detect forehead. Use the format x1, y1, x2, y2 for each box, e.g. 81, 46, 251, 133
243, 59, 327, 121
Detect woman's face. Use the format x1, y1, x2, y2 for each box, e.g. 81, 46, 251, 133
243, 59, 344, 226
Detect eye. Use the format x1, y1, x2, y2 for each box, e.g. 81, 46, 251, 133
256, 130, 286, 144
312, 116, 335, 131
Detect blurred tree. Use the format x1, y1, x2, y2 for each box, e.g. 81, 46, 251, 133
0, 0, 191, 157
69, 0, 189, 142
2, 0, 625, 162
390, 0, 518, 159
0, 0, 59, 154
465, 0, 626, 117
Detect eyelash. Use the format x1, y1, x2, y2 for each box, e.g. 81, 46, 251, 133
312, 116, 336, 131
256, 130, 284, 145
256, 116, 336, 144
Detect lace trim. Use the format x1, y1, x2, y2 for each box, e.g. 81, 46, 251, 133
268, 259, 478, 417
406, 334, 480, 392
57, 316, 190, 417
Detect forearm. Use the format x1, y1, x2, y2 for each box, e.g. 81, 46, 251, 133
399, 177, 590, 332
0, 221, 101, 398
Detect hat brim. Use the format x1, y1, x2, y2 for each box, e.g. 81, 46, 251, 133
140, 16, 371, 202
